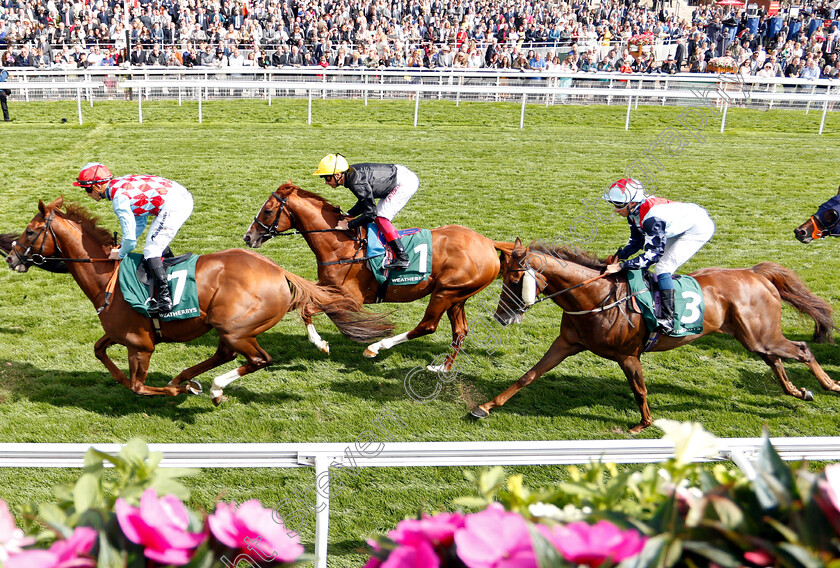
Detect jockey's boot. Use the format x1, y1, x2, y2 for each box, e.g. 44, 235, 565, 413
386, 237, 410, 270
146, 256, 173, 314
657, 288, 676, 334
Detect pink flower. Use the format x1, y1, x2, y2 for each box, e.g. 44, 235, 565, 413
208, 500, 304, 563
6, 526, 97, 568
454, 504, 537, 568
116, 488, 206, 566
382, 540, 440, 568
744, 550, 775, 566
547, 520, 646, 567
823, 464, 840, 512
389, 512, 466, 548
0, 499, 35, 563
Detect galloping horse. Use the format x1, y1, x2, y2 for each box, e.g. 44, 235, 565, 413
243, 182, 513, 372
794, 186, 840, 243
474, 239, 839, 433
5, 198, 393, 404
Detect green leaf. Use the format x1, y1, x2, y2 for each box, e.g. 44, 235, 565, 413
708, 495, 744, 530
619, 534, 668, 568
97, 531, 126, 568
776, 543, 823, 568
73, 473, 101, 515
752, 429, 793, 510
451, 497, 489, 509
681, 540, 742, 568
38, 503, 69, 529
527, 523, 567, 568
477, 466, 506, 498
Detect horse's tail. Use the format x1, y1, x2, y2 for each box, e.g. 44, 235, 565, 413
493, 241, 515, 277
282, 270, 394, 342
751, 261, 836, 344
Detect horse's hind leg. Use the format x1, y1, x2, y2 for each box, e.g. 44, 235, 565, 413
168, 342, 238, 394
209, 337, 273, 405
364, 293, 453, 366
302, 307, 329, 354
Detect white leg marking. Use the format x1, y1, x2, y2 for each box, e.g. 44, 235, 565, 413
365, 331, 412, 357
307, 323, 330, 354
210, 368, 241, 399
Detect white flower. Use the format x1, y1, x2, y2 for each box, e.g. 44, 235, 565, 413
529, 502, 591, 522
0, 500, 34, 563
655, 419, 720, 466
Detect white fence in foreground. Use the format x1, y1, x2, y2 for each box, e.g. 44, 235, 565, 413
2, 438, 839, 568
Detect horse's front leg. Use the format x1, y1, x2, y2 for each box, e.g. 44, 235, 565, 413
615, 355, 652, 434
94, 335, 131, 389
126, 347, 185, 396
472, 331, 585, 418
427, 301, 469, 374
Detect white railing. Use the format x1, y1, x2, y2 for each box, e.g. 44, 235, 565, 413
2, 437, 839, 568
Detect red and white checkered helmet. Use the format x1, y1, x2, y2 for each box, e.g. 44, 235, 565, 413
602, 178, 646, 207
73, 162, 113, 187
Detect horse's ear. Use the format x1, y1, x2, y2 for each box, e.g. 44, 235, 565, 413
836, 184, 840, 195
514, 237, 522, 248
38, 200, 47, 215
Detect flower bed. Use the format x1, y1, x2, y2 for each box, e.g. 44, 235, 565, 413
363, 420, 840, 568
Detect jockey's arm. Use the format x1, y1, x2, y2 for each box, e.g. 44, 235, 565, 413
112, 195, 146, 258
620, 217, 666, 271
615, 222, 644, 261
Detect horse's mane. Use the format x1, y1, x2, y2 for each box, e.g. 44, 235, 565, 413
529, 241, 608, 270
275, 181, 337, 209
60, 203, 116, 248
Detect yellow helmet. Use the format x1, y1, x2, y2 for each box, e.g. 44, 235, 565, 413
313, 154, 349, 176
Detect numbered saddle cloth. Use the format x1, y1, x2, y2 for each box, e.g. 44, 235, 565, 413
366, 224, 433, 286
626, 269, 704, 337
118, 252, 200, 320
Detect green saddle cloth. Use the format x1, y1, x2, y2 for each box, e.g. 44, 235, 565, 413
118, 253, 200, 320
626, 270, 704, 337
366, 226, 433, 286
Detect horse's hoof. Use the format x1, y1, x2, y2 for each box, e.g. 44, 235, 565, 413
804, 390, 814, 401
320, 343, 330, 355
427, 364, 447, 373
363, 347, 378, 358
470, 407, 489, 419
212, 395, 228, 406
186, 380, 202, 395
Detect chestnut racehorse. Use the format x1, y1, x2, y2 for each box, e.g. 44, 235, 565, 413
243, 182, 513, 372
6, 198, 393, 404
794, 186, 840, 243
474, 239, 839, 433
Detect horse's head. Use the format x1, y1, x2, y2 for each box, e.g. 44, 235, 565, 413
795, 186, 840, 243
6, 197, 64, 273
494, 238, 543, 326
243, 182, 297, 248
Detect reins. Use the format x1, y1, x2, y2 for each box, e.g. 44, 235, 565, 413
253, 191, 362, 240
9, 211, 115, 267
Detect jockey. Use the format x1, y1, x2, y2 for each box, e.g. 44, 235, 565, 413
314, 153, 419, 271
73, 162, 194, 314
602, 178, 715, 333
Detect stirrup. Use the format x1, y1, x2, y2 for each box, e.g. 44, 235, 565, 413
656, 319, 674, 333
386, 257, 410, 270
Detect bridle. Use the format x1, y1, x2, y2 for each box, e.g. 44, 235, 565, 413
807, 210, 840, 240
8, 210, 114, 267
252, 191, 360, 241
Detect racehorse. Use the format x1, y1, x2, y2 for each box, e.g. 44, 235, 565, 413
473, 239, 839, 433
243, 182, 513, 372
5, 198, 393, 404
794, 186, 840, 243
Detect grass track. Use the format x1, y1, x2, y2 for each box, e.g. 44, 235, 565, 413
1, 99, 840, 565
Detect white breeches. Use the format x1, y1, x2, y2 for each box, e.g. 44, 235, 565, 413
143, 191, 194, 259
654, 214, 715, 275
375, 165, 419, 221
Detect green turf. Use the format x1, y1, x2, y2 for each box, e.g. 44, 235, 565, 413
1, 99, 840, 566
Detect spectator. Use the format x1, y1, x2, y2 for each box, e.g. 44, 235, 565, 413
800, 57, 821, 80
145, 44, 166, 66
0, 65, 10, 122
129, 43, 145, 66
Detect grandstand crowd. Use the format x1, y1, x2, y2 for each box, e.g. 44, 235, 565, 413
0, 0, 839, 78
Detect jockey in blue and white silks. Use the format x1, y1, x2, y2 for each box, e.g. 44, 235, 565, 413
603, 178, 715, 333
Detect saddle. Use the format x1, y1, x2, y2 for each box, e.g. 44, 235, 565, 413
134, 253, 194, 290
365, 224, 432, 289
625, 269, 705, 342
118, 253, 200, 321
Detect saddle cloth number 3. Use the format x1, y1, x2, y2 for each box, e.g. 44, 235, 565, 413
680, 291, 702, 324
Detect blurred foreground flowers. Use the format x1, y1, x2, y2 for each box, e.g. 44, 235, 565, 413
0, 439, 309, 568
363, 420, 840, 567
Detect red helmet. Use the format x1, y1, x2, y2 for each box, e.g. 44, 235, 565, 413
73, 162, 113, 187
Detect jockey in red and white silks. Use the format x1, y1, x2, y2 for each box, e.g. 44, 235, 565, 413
603, 178, 715, 333
106, 174, 194, 260
74, 162, 194, 314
